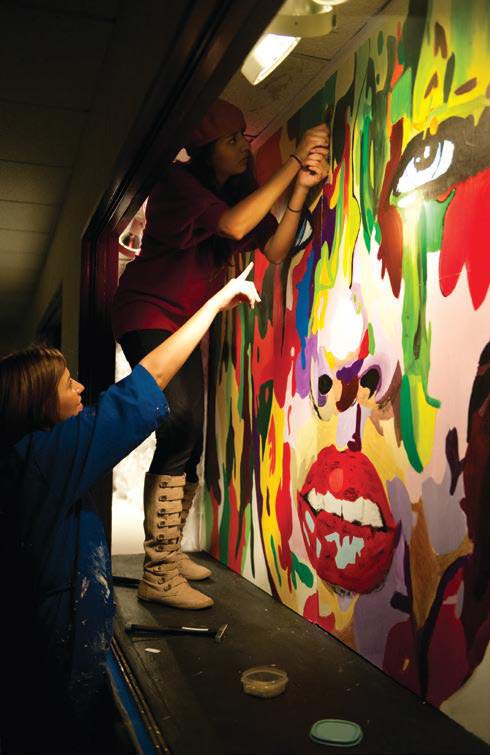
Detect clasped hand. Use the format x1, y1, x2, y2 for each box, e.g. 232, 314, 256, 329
295, 123, 330, 189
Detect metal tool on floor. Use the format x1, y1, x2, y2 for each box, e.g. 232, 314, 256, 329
125, 622, 228, 642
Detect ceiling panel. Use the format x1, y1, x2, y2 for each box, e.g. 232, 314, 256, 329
0, 102, 87, 166
0, 200, 57, 234
0, 4, 113, 110
0, 161, 69, 205
15, 0, 119, 18
0, 229, 49, 256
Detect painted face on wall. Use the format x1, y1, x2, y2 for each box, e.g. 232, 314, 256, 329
204, 0, 490, 714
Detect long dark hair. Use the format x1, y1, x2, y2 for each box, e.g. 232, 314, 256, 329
0, 345, 66, 452
186, 139, 258, 267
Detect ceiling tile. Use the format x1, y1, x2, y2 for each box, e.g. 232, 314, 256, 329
0, 4, 113, 110
0, 161, 69, 204
0, 102, 87, 166
18, 0, 119, 18
0, 200, 57, 233
0, 228, 49, 255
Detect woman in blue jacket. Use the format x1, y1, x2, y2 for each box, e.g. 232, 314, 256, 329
0, 264, 259, 755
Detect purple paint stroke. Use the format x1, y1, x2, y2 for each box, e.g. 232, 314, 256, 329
337, 358, 363, 383
296, 333, 318, 399
353, 537, 409, 668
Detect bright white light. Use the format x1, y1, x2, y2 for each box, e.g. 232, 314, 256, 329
241, 33, 300, 85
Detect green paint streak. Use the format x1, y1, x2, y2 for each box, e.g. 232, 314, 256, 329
240, 505, 251, 573
424, 193, 453, 252
367, 322, 376, 354
399, 198, 449, 470
236, 305, 250, 418
391, 68, 413, 124
219, 466, 230, 563
298, 81, 335, 137
291, 553, 314, 589
377, 30, 384, 55
257, 380, 274, 458
360, 114, 374, 249
270, 535, 282, 587
400, 374, 423, 472
450, 1, 474, 77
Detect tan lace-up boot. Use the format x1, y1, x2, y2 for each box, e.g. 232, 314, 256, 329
174, 481, 212, 581
137, 473, 213, 609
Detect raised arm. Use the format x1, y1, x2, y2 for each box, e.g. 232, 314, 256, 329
140, 263, 260, 388
217, 124, 329, 241
263, 149, 329, 264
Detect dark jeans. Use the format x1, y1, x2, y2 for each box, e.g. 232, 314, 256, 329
120, 329, 204, 482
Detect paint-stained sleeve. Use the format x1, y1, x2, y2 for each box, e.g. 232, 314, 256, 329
24, 365, 169, 505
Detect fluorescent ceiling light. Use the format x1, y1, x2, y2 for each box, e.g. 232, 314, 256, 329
241, 33, 300, 86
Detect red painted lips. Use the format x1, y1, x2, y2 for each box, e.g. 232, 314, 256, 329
297, 445, 397, 593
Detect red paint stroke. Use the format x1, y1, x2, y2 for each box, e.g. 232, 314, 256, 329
383, 619, 421, 695
439, 167, 490, 310
358, 329, 369, 361
390, 22, 405, 88
426, 570, 469, 707
208, 489, 221, 559
252, 322, 275, 411
378, 120, 404, 297
269, 416, 276, 473
303, 593, 335, 632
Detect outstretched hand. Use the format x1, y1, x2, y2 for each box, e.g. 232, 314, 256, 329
215, 262, 261, 311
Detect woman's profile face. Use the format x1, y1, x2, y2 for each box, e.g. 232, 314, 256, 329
57, 368, 84, 421
211, 130, 251, 183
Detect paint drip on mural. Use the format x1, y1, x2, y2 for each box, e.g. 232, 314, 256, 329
204, 0, 490, 733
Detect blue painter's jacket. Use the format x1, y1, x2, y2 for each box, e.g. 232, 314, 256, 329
0, 365, 168, 751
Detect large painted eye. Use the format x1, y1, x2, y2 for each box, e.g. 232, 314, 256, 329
390, 113, 489, 206
396, 139, 454, 195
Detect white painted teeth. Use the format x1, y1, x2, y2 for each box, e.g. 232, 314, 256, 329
306, 489, 383, 528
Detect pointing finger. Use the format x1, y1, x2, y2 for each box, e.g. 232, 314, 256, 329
238, 261, 254, 280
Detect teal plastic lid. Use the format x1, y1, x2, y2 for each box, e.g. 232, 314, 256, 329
309, 719, 363, 747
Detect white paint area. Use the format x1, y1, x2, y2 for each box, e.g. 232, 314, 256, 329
325, 533, 364, 569
307, 489, 383, 528
316, 280, 364, 361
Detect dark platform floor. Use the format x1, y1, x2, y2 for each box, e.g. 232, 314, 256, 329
112, 552, 488, 755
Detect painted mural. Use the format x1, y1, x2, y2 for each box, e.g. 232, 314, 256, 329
204, 0, 490, 731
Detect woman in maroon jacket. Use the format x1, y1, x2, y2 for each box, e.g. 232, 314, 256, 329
112, 99, 329, 609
